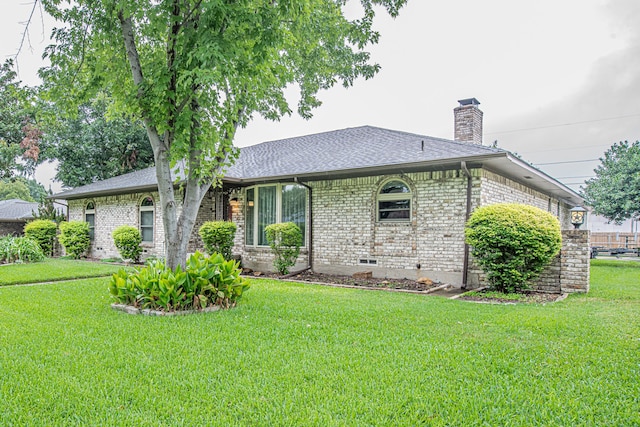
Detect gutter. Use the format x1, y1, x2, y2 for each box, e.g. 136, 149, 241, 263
294, 177, 313, 271
461, 161, 472, 289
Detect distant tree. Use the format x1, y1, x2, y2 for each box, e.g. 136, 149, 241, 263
582, 141, 640, 224
39, 0, 407, 269
32, 189, 66, 223
0, 177, 47, 202
40, 95, 154, 188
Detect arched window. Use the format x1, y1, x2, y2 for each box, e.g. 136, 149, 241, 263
85, 201, 95, 241
140, 196, 154, 243
377, 180, 411, 222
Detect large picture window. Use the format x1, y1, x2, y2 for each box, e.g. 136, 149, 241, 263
245, 184, 307, 246
140, 196, 154, 243
377, 179, 411, 222
85, 201, 95, 241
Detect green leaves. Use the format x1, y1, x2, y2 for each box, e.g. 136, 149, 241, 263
108, 251, 249, 311
582, 140, 640, 224
265, 222, 302, 275
58, 221, 91, 259
198, 220, 237, 260
111, 225, 143, 262
465, 203, 562, 293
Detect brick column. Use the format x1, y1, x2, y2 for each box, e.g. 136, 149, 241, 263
560, 229, 590, 293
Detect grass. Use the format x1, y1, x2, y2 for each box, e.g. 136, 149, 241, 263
0, 258, 131, 286
0, 260, 638, 426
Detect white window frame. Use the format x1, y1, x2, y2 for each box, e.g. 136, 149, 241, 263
245, 183, 307, 247
139, 196, 155, 244
377, 179, 412, 222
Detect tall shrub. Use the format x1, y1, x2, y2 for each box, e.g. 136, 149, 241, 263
112, 225, 142, 262
265, 222, 302, 275
465, 203, 562, 293
24, 219, 57, 256
198, 221, 237, 260
58, 221, 91, 259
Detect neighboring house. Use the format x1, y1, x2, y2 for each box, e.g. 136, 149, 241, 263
0, 199, 39, 236
54, 99, 590, 292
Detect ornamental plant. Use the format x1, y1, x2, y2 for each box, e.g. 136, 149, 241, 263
198, 221, 237, 260
24, 219, 58, 256
265, 222, 302, 275
112, 225, 142, 263
0, 236, 45, 264
109, 251, 249, 311
58, 221, 91, 259
465, 203, 562, 293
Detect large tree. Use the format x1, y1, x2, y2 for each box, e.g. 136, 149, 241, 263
40, 95, 154, 188
0, 59, 39, 178
39, 0, 406, 268
582, 140, 640, 224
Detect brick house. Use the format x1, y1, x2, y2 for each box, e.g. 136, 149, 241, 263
0, 199, 38, 236
54, 99, 589, 292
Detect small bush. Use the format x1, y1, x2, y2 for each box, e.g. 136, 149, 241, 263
0, 236, 45, 263
58, 221, 91, 259
198, 221, 237, 260
109, 251, 249, 311
265, 222, 302, 275
112, 225, 142, 262
24, 219, 57, 256
465, 203, 562, 293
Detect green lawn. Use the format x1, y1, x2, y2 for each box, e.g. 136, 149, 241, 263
0, 260, 638, 426
0, 258, 131, 286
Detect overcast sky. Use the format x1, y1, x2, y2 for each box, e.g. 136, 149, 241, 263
2, 0, 640, 203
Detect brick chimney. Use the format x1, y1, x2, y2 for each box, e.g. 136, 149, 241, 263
454, 98, 483, 145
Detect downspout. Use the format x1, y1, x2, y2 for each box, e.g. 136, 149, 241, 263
461, 161, 472, 289
294, 178, 313, 270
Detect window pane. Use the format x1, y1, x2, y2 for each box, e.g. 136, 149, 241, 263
282, 184, 306, 246
85, 213, 95, 241
257, 186, 277, 246
379, 200, 410, 220
141, 197, 154, 207
141, 211, 154, 226
380, 180, 410, 194
141, 227, 154, 242
245, 188, 255, 245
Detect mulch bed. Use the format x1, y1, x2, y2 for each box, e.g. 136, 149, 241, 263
248, 269, 442, 292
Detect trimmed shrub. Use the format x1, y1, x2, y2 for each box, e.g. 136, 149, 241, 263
58, 221, 91, 259
198, 221, 237, 260
24, 219, 57, 256
112, 225, 142, 262
265, 222, 302, 275
109, 251, 249, 311
465, 203, 562, 293
0, 236, 45, 263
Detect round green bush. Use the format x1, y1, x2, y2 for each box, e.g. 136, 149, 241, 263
265, 222, 302, 275
58, 221, 91, 259
24, 219, 57, 256
112, 225, 142, 262
198, 221, 237, 260
465, 203, 562, 293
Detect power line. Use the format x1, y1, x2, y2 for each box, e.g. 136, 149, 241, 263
535, 159, 600, 166
485, 113, 640, 136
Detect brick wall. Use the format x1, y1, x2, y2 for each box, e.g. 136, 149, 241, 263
0, 221, 26, 237
67, 189, 222, 260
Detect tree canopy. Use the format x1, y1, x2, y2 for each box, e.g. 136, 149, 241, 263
40, 95, 154, 188
582, 140, 640, 224
0, 59, 39, 178
39, 0, 407, 268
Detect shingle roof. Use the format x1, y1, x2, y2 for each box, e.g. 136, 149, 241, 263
53, 125, 582, 205
0, 199, 38, 221
225, 125, 503, 179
